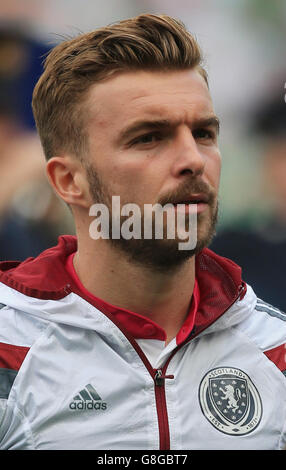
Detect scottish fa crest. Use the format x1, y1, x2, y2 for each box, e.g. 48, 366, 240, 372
199, 367, 262, 435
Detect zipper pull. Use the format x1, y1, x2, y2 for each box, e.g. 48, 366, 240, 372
238, 282, 247, 300
154, 369, 174, 386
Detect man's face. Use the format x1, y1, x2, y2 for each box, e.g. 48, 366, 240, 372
83, 69, 221, 270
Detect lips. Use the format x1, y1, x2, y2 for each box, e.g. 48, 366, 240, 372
172, 193, 209, 205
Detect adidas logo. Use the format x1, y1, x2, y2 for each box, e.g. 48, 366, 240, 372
69, 384, 107, 411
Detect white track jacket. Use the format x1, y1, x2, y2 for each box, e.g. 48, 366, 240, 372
0, 235, 285, 450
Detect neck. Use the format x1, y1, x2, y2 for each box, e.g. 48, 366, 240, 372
73, 235, 196, 343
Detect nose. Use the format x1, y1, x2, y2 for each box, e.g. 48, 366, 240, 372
170, 126, 205, 178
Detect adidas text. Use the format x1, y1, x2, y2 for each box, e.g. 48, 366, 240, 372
69, 400, 107, 411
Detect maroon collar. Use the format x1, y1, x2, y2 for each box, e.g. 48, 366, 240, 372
0, 235, 246, 338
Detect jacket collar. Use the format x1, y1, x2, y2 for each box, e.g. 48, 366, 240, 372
0, 235, 246, 337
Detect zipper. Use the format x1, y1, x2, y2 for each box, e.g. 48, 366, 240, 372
154, 369, 175, 386
153, 369, 174, 450
150, 282, 246, 450
86, 280, 246, 451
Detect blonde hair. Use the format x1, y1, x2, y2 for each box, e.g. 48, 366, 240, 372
32, 14, 207, 160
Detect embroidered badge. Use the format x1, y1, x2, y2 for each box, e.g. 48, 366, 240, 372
199, 367, 262, 435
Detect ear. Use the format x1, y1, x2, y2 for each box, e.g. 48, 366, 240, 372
46, 155, 91, 209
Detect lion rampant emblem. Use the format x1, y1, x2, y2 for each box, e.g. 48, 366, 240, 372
219, 384, 242, 412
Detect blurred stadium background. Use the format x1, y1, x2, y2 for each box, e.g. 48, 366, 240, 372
0, 0, 285, 308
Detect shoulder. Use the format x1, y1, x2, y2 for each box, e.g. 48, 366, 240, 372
0, 303, 48, 402
0, 302, 50, 447
0, 301, 49, 348
238, 294, 286, 377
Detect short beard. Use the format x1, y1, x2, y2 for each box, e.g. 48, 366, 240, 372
85, 164, 218, 273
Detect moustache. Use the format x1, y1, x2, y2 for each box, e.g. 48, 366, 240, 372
157, 178, 216, 207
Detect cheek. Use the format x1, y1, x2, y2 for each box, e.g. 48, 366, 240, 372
207, 150, 221, 191
102, 162, 147, 204
108, 157, 161, 202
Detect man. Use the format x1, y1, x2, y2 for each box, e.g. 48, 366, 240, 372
0, 14, 285, 450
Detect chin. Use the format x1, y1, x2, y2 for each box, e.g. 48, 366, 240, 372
109, 233, 212, 273
108, 206, 218, 271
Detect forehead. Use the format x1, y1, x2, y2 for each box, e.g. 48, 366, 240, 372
86, 69, 214, 135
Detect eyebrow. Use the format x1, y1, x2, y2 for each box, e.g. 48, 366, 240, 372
117, 115, 220, 144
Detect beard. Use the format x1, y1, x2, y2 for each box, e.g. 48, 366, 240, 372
85, 164, 218, 273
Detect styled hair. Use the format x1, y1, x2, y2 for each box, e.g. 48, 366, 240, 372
32, 14, 208, 160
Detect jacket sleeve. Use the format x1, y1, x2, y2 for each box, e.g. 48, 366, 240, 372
0, 399, 7, 427
240, 297, 286, 377
255, 298, 286, 377
0, 305, 32, 448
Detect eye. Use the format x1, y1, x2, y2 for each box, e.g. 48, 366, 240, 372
131, 132, 162, 146
193, 128, 214, 140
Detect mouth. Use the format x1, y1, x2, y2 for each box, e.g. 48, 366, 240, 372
172, 194, 210, 214
172, 193, 209, 205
